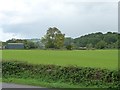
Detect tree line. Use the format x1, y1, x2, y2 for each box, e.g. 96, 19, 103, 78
3, 27, 120, 50
73, 32, 120, 49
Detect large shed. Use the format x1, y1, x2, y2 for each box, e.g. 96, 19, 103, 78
6, 43, 24, 49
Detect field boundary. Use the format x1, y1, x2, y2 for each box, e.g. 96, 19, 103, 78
2, 61, 120, 88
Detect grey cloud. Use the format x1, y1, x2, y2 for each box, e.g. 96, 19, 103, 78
1, 1, 118, 39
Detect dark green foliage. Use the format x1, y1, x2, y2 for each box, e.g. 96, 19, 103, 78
74, 32, 120, 49
24, 41, 37, 49
2, 61, 120, 88
95, 40, 107, 49
66, 45, 73, 50
64, 37, 74, 50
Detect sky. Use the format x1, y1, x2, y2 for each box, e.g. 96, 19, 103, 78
0, 0, 118, 41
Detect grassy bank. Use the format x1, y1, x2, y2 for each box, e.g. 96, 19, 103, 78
3, 78, 97, 88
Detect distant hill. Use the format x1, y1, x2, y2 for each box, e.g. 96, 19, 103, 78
73, 32, 120, 49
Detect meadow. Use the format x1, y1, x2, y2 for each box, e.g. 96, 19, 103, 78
2, 50, 118, 70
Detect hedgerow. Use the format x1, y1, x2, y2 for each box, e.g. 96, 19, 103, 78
1, 61, 120, 88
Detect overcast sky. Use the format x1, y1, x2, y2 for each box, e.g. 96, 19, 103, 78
0, 0, 118, 41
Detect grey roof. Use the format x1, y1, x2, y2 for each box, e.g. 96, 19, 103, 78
8, 43, 24, 45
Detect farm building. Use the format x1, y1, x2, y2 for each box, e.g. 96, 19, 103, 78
6, 43, 24, 49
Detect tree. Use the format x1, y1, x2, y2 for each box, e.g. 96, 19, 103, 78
41, 27, 65, 49
64, 37, 74, 50
25, 41, 37, 49
64, 37, 74, 46
66, 45, 73, 50
103, 33, 117, 44
86, 43, 93, 49
74, 32, 119, 49
95, 40, 107, 49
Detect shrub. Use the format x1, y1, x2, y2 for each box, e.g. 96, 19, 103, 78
66, 45, 73, 50
1, 61, 120, 88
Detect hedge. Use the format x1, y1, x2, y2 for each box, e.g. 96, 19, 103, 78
1, 61, 120, 88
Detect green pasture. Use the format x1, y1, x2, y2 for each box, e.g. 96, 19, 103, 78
2, 50, 118, 70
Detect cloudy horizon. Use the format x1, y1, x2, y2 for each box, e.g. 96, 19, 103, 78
0, 0, 118, 41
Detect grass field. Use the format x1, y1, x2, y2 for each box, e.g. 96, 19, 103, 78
2, 50, 118, 70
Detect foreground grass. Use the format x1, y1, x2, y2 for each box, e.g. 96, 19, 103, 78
3, 78, 81, 88
2, 50, 118, 70
3, 78, 108, 88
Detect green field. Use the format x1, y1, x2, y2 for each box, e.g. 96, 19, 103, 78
2, 50, 118, 70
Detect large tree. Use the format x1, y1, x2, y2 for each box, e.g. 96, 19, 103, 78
41, 27, 65, 49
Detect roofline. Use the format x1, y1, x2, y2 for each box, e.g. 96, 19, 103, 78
7, 43, 24, 45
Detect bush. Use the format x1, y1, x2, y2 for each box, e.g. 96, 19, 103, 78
66, 45, 73, 50
1, 61, 120, 88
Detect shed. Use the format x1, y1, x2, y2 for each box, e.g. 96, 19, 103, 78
6, 43, 24, 49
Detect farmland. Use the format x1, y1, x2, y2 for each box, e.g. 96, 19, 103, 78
2, 50, 118, 70
2, 49, 119, 88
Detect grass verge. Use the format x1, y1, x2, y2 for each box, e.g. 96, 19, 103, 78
2, 77, 98, 88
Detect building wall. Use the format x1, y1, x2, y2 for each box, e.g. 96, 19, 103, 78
6, 43, 24, 49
